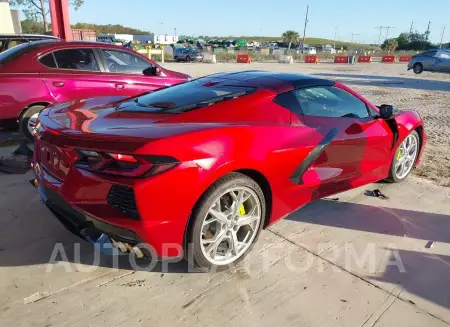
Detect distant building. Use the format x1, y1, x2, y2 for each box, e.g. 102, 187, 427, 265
0, 0, 14, 33
134, 34, 178, 45
97, 33, 134, 43
10, 9, 21, 33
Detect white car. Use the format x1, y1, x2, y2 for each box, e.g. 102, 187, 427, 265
299, 46, 316, 55
323, 48, 336, 54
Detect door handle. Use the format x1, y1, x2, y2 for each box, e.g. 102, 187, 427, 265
115, 83, 125, 89
52, 81, 65, 87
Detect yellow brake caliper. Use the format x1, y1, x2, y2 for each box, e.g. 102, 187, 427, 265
238, 204, 246, 216
397, 150, 403, 160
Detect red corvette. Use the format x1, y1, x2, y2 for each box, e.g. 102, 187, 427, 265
31, 71, 426, 269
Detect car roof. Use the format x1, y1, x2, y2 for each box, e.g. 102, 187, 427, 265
203, 70, 334, 93
0, 34, 58, 39
6, 39, 125, 54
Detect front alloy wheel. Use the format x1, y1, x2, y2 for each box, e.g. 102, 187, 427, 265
190, 173, 265, 270
388, 131, 419, 182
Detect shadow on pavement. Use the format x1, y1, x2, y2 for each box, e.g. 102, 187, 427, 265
0, 197, 197, 273
372, 249, 450, 311
313, 73, 450, 91
285, 199, 450, 310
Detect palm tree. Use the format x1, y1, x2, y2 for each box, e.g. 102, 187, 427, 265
282, 30, 300, 50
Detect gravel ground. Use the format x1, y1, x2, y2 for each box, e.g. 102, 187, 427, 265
164, 62, 450, 186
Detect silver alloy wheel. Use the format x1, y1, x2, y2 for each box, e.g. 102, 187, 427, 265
27, 112, 40, 135
200, 186, 262, 265
394, 134, 418, 179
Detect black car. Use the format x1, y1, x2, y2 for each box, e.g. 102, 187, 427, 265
0, 34, 58, 52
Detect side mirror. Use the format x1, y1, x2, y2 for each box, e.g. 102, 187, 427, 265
378, 104, 396, 119
143, 66, 161, 76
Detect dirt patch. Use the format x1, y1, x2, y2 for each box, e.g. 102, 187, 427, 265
415, 144, 450, 187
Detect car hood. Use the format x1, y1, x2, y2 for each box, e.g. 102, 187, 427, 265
161, 67, 191, 79
41, 96, 226, 140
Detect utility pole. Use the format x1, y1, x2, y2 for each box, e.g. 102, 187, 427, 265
350, 33, 360, 43
425, 21, 431, 41
375, 26, 384, 46
409, 21, 414, 37
440, 26, 446, 49
301, 5, 309, 54
333, 26, 337, 49
385, 26, 395, 40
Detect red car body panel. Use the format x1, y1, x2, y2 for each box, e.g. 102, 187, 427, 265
0, 40, 189, 122
32, 72, 427, 258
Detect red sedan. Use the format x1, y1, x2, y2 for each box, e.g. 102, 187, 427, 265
0, 40, 189, 140
31, 71, 426, 270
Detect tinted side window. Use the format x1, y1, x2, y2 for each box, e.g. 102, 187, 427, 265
53, 48, 100, 71
294, 86, 369, 119
101, 49, 150, 74
39, 53, 57, 68
273, 91, 302, 115
423, 51, 437, 58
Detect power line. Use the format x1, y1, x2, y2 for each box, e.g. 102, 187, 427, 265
385, 26, 395, 40
349, 33, 360, 43
374, 26, 395, 46
375, 26, 384, 46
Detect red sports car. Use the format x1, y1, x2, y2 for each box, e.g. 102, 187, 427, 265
0, 40, 189, 140
31, 71, 426, 270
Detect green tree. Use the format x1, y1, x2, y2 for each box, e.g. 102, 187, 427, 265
282, 30, 300, 50
382, 38, 398, 52
21, 18, 45, 34
9, 0, 84, 32
397, 33, 409, 46
409, 32, 426, 43
71, 23, 149, 35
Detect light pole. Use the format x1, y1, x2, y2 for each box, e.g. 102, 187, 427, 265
440, 26, 446, 49
333, 26, 337, 49
301, 5, 309, 54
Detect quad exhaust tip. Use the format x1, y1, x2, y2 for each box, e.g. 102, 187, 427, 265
111, 238, 144, 258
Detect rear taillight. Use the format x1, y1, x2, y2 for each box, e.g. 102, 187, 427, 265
74, 149, 178, 177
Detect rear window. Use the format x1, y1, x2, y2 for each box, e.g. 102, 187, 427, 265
0, 40, 56, 64
123, 80, 255, 113
39, 53, 57, 68
0, 42, 31, 64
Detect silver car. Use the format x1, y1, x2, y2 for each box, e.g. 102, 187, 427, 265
408, 49, 450, 74
173, 47, 203, 62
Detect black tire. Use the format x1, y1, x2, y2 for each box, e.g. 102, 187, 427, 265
174, 56, 179, 62
19, 105, 46, 142
387, 130, 420, 183
413, 63, 423, 74
189, 172, 265, 271
185, 56, 191, 63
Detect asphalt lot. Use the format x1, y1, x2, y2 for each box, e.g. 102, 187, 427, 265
1, 63, 450, 326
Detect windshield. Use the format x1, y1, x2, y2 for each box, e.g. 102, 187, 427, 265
121, 80, 255, 113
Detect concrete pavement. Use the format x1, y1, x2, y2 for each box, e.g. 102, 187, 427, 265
0, 145, 449, 326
